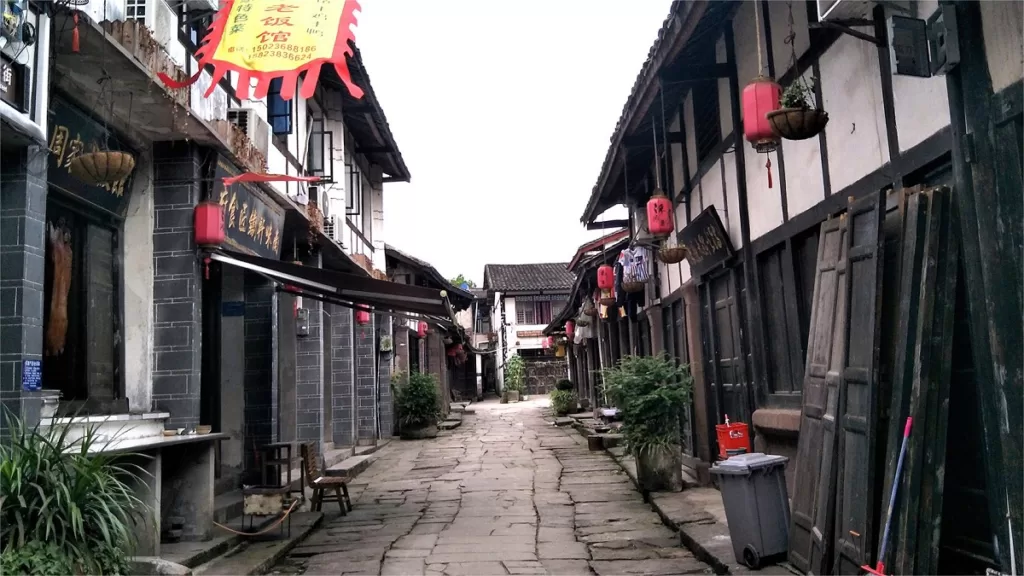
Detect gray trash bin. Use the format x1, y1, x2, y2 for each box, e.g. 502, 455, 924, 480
710, 452, 790, 569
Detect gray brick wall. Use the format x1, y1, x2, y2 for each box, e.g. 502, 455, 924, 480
151, 142, 202, 429
295, 253, 323, 445
331, 305, 354, 446
0, 147, 47, 431
355, 315, 376, 443
243, 271, 273, 472
376, 313, 394, 438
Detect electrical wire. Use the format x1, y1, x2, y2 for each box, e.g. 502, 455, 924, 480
212, 499, 300, 536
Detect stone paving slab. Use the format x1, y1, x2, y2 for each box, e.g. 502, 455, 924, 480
270, 399, 714, 576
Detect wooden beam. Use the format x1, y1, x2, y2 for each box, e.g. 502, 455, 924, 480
586, 219, 629, 231
659, 63, 731, 84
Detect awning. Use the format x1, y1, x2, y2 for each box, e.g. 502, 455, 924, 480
209, 250, 452, 318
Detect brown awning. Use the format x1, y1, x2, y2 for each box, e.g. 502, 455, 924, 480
210, 250, 451, 318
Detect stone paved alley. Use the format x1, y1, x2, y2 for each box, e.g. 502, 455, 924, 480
271, 399, 713, 576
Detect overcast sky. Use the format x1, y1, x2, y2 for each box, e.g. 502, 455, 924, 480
355, 0, 672, 286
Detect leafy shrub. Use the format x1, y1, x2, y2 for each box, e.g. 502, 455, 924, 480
0, 411, 149, 576
555, 379, 574, 391
549, 389, 578, 416
601, 354, 693, 456
391, 371, 442, 429
504, 355, 526, 393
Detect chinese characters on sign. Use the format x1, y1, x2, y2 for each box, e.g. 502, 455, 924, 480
677, 206, 735, 277
46, 97, 136, 217
213, 157, 286, 259
159, 0, 364, 101
1, 54, 25, 110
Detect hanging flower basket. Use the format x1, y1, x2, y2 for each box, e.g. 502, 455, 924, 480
658, 245, 688, 264
583, 302, 597, 317
766, 108, 829, 141
622, 281, 646, 294
575, 315, 590, 328
599, 295, 616, 306
69, 151, 136, 185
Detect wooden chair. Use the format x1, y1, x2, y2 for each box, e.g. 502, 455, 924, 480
301, 443, 353, 515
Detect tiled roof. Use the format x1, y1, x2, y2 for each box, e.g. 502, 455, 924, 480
483, 263, 574, 292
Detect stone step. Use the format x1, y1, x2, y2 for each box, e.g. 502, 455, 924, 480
325, 454, 375, 478
192, 512, 323, 576
439, 419, 462, 430
353, 438, 390, 456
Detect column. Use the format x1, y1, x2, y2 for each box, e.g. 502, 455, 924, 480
354, 313, 375, 444
0, 147, 47, 431
330, 305, 355, 447
375, 312, 393, 439
295, 253, 323, 446
151, 142, 202, 430
243, 271, 273, 473
474, 353, 483, 401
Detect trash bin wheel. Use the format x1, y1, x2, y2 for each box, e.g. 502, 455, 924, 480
742, 545, 761, 569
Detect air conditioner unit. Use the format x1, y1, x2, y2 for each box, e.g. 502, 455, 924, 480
323, 216, 343, 243
314, 185, 328, 218
226, 108, 270, 160
817, 0, 910, 22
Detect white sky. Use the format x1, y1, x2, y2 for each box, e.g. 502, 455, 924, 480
355, 0, 672, 286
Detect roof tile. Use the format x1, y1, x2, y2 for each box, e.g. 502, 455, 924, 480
483, 263, 574, 292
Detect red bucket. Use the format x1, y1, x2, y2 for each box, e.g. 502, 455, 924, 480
715, 421, 751, 460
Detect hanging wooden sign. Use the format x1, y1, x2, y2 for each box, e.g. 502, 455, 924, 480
677, 206, 735, 277
159, 0, 364, 101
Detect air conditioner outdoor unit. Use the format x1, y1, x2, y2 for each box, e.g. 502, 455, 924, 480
817, 0, 910, 22
323, 216, 343, 243
226, 108, 270, 160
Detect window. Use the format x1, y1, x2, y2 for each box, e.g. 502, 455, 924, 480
345, 158, 363, 216
43, 199, 121, 414
515, 301, 552, 325
306, 117, 334, 183
267, 78, 292, 135
125, 0, 145, 20
693, 81, 720, 163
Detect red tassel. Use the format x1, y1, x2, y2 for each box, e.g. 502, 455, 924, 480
766, 156, 773, 189
72, 13, 80, 53
203, 257, 211, 280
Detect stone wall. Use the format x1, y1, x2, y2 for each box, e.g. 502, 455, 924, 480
331, 305, 354, 447
523, 357, 567, 395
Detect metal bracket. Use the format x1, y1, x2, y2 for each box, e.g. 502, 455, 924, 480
811, 19, 885, 46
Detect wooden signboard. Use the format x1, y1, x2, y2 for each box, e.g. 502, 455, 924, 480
677, 206, 734, 277
213, 157, 286, 260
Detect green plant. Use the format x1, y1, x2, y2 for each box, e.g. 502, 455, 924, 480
550, 389, 578, 415
0, 410, 149, 576
555, 379, 574, 391
781, 79, 814, 109
504, 355, 526, 393
601, 354, 693, 456
391, 371, 442, 429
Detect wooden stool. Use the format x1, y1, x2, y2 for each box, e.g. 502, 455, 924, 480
301, 443, 353, 514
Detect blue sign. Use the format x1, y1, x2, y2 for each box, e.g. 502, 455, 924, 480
222, 301, 245, 317
21, 360, 41, 391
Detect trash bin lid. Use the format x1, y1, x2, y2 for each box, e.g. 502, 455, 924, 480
710, 452, 789, 475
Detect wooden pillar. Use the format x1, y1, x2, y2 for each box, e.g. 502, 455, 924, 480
683, 281, 712, 471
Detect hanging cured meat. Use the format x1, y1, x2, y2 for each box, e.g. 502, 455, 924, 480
45, 222, 72, 357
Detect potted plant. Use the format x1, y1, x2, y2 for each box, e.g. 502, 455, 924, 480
504, 355, 526, 403
391, 371, 442, 439
601, 354, 693, 493
0, 410, 149, 575
550, 380, 577, 416
766, 78, 829, 141
379, 335, 393, 356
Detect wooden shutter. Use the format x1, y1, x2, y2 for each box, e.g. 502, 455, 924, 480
833, 191, 886, 574
788, 214, 848, 574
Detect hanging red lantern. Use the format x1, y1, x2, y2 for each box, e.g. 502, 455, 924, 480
565, 320, 575, 338
417, 321, 427, 338
646, 190, 674, 237
355, 305, 371, 326
743, 76, 782, 189
194, 201, 225, 247
743, 76, 782, 153
597, 265, 614, 290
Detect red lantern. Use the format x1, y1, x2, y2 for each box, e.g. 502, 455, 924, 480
742, 76, 781, 153
417, 321, 427, 338
565, 320, 575, 338
355, 305, 371, 326
194, 202, 225, 247
597, 265, 614, 290
646, 191, 674, 237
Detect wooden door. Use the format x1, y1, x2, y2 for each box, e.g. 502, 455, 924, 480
833, 191, 886, 574
705, 268, 749, 428
788, 215, 848, 574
